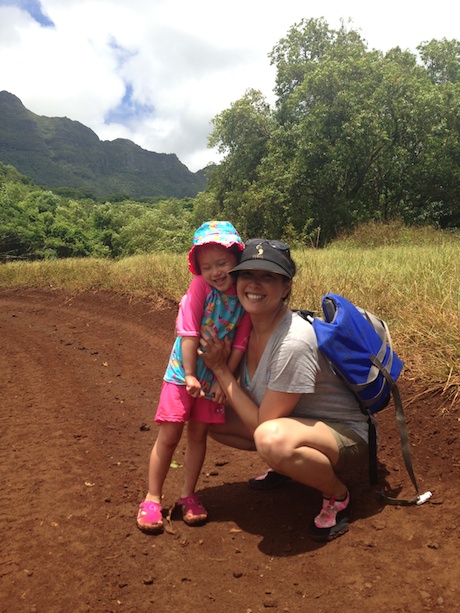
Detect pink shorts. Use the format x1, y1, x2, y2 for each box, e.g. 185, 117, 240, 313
155, 381, 226, 424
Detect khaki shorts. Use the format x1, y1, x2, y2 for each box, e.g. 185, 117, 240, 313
323, 421, 369, 474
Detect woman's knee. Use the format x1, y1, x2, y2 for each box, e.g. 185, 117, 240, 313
254, 420, 288, 464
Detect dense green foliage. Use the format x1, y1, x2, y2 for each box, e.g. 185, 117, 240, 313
1, 18, 459, 258
207, 19, 460, 244
0, 163, 205, 260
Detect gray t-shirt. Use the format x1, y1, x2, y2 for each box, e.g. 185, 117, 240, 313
241, 310, 370, 443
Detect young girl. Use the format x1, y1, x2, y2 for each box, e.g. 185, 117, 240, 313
137, 221, 250, 534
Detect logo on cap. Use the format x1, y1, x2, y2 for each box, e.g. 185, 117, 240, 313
253, 243, 264, 259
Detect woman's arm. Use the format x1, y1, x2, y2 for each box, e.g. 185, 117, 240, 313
199, 330, 301, 432
226, 347, 244, 375
258, 389, 302, 422
209, 347, 245, 404
198, 333, 256, 430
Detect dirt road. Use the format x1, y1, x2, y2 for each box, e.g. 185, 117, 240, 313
0, 287, 457, 612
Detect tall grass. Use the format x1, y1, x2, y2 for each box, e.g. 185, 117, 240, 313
0, 253, 189, 301
1, 226, 458, 404
292, 243, 459, 405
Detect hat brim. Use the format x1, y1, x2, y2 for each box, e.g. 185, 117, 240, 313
229, 259, 293, 278
188, 239, 244, 275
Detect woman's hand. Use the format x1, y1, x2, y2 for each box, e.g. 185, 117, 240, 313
199, 326, 260, 436
198, 326, 231, 373
209, 381, 226, 404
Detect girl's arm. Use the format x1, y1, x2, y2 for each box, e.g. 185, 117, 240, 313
178, 276, 209, 398
182, 336, 203, 397
232, 311, 251, 352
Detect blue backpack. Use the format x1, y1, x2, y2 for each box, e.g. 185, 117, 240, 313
312, 294, 403, 414
300, 293, 430, 506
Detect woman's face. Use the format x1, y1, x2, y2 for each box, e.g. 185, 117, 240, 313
236, 270, 292, 315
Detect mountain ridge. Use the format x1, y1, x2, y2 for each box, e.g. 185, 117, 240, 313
0, 91, 207, 199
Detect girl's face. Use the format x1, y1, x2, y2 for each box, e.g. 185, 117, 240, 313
236, 270, 292, 314
196, 244, 238, 293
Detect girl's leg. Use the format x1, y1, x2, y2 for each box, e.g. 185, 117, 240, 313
208, 405, 256, 451
180, 420, 209, 498
146, 421, 184, 503
254, 418, 347, 499
176, 420, 210, 525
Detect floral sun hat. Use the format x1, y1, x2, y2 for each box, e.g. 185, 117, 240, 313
188, 221, 244, 275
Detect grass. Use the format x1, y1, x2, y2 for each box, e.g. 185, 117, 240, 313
292, 242, 459, 406
1, 224, 458, 405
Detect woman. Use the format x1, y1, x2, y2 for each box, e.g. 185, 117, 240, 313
199, 238, 370, 541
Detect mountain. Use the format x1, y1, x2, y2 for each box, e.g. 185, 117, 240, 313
0, 91, 207, 199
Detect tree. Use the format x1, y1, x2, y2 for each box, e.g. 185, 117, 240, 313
269, 17, 334, 104
0, 186, 46, 259
205, 19, 460, 243
116, 199, 194, 255
418, 38, 460, 85
207, 89, 273, 227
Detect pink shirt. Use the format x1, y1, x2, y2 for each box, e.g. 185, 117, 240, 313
164, 275, 250, 396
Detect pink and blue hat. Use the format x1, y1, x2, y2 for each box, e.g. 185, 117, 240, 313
188, 221, 244, 275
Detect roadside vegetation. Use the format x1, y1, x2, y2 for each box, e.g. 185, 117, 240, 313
1, 222, 458, 406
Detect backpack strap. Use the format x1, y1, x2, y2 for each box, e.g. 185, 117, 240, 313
367, 415, 378, 486
371, 355, 431, 506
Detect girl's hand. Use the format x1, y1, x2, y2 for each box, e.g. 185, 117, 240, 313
185, 375, 203, 398
198, 326, 231, 372
209, 381, 226, 404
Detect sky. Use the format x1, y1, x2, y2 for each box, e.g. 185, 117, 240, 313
0, 0, 459, 173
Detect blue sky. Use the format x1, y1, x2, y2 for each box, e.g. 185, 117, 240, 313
0, 0, 53, 26
0, 0, 459, 172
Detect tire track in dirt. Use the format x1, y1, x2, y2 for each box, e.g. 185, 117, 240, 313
0, 287, 458, 613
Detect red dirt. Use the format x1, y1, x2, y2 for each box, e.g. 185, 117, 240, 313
0, 287, 458, 613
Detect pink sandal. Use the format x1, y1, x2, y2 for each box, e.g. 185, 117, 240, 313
308, 491, 351, 542
177, 494, 208, 526
137, 500, 164, 534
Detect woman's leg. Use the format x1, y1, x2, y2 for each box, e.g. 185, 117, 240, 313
146, 421, 184, 503
180, 420, 209, 498
254, 417, 347, 499
208, 405, 256, 451
255, 417, 357, 540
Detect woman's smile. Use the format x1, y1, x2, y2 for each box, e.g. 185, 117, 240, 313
237, 270, 291, 309
245, 292, 265, 302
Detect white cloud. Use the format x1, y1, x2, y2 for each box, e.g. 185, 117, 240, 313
0, 0, 459, 172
